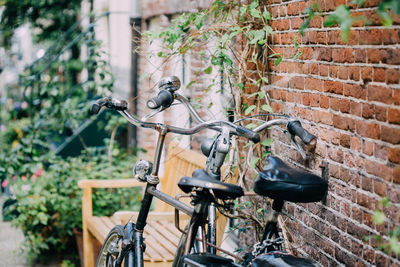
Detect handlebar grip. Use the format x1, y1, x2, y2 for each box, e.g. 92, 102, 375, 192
146, 90, 174, 109
287, 120, 316, 145
236, 126, 260, 143
90, 98, 107, 115
90, 97, 128, 115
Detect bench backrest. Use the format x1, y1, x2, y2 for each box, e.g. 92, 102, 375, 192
155, 142, 207, 212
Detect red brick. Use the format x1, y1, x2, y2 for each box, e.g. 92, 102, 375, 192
387, 68, 400, 84
367, 48, 381, 63
302, 93, 310, 106
373, 180, 387, 197
338, 66, 348, 80
324, 80, 343, 94
389, 147, 400, 164
373, 68, 386, 82
363, 141, 374, 156
316, 31, 327, 44
290, 76, 304, 90
309, 15, 322, 28
287, 2, 299, 15
348, 66, 360, 81
327, 31, 339, 44
365, 159, 392, 181
278, 5, 286, 17
382, 29, 400, 44
359, 29, 382, 45
328, 148, 344, 163
305, 78, 323, 92
333, 114, 355, 131
354, 49, 367, 63
314, 110, 333, 125
367, 85, 392, 104
394, 90, 400, 105
340, 133, 351, 148
394, 166, 400, 184
310, 63, 318, 75
343, 84, 366, 99
320, 64, 329, 76
362, 103, 374, 119
356, 121, 380, 139
309, 94, 319, 107
361, 67, 373, 83
320, 95, 329, 108
348, 30, 360, 45
374, 143, 388, 161
315, 47, 332, 61
350, 101, 362, 116
387, 48, 400, 65
340, 99, 350, 113
333, 48, 354, 63
381, 125, 400, 144
329, 65, 338, 78
361, 176, 373, 192
276, 19, 290, 31
375, 105, 387, 122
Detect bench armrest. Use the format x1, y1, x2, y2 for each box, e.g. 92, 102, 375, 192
78, 179, 144, 189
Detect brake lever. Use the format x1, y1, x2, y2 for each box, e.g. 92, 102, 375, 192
141, 106, 167, 122
290, 134, 307, 160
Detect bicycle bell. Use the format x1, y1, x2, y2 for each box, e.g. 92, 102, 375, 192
158, 76, 181, 92
133, 160, 153, 182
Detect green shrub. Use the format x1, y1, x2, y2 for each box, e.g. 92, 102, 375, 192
10, 145, 141, 263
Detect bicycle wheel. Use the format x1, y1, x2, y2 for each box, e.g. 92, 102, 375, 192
172, 228, 187, 267
96, 225, 131, 267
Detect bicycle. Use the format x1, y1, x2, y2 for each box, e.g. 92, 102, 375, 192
91, 76, 328, 267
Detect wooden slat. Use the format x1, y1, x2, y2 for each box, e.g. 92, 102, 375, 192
78, 179, 144, 189
147, 221, 180, 245
145, 222, 177, 253
87, 217, 110, 243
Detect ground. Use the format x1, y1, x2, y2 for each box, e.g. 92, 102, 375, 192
0, 196, 58, 267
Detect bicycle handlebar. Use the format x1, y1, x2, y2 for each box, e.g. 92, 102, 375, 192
91, 96, 261, 143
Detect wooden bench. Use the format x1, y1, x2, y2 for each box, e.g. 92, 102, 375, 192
78, 142, 207, 267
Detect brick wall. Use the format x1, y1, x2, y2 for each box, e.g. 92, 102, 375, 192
266, 0, 400, 266
134, 0, 400, 266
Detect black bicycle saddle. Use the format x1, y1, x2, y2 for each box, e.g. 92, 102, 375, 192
254, 157, 328, 203
178, 169, 244, 200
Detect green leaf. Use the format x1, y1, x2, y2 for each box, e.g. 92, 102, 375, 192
299, 20, 310, 36
186, 80, 196, 88
250, 157, 260, 169
293, 51, 303, 60
237, 83, 245, 90
249, 8, 261, 18
204, 66, 212, 74
261, 77, 268, 84
263, 10, 271, 21
245, 105, 257, 115
373, 210, 386, 225
261, 138, 274, 146
275, 56, 282, 66
261, 104, 273, 113
268, 53, 281, 58
323, 5, 364, 42
379, 196, 391, 207
262, 151, 272, 158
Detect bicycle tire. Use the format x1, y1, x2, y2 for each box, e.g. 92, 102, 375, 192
96, 225, 131, 267
172, 228, 187, 267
